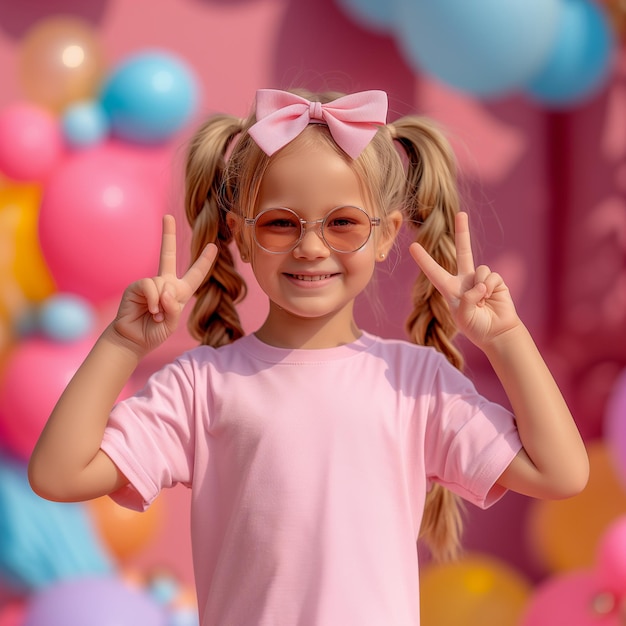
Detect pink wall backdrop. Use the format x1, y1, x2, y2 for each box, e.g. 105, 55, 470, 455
0, 0, 625, 623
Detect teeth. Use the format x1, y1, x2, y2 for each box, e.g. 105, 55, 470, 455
292, 274, 332, 281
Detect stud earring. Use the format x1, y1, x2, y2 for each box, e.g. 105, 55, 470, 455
379, 252, 386, 259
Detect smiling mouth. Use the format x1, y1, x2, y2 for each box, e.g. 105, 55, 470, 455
288, 273, 336, 281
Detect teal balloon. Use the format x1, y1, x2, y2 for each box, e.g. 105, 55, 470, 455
39, 293, 95, 341
62, 101, 110, 148
0, 455, 113, 591
395, 0, 562, 97
100, 51, 199, 144
526, 0, 615, 106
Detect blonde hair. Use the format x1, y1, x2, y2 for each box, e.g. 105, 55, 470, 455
183, 90, 464, 561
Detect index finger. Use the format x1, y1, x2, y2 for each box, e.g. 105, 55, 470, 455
455, 212, 475, 276
158, 214, 178, 276
409, 241, 454, 295
181, 243, 218, 293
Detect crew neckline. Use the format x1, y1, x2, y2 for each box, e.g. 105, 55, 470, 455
238, 330, 377, 364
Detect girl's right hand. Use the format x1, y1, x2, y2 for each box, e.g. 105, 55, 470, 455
110, 214, 218, 356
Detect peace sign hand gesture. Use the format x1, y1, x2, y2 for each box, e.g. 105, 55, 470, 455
409, 212, 522, 349
111, 215, 218, 356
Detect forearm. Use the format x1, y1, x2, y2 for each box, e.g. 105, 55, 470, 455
482, 323, 589, 499
28, 325, 142, 500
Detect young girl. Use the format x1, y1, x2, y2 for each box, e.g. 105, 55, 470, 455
29, 88, 588, 625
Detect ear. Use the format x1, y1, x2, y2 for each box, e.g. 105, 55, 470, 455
226, 211, 252, 263
376, 210, 403, 262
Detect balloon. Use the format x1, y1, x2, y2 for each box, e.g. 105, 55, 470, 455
526, 0, 615, 106
394, 0, 562, 97
0, 336, 94, 460
0, 184, 55, 306
88, 494, 165, 560
335, 0, 397, 33
22, 576, 167, 626
0, 600, 27, 626
0, 455, 112, 591
601, 0, 626, 42
38, 142, 164, 303
527, 441, 626, 574
519, 570, 608, 626
62, 100, 110, 148
39, 293, 95, 341
0, 103, 64, 182
100, 51, 199, 143
595, 515, 626, 592
0, 183, 56, 303
419, 553, 531, 626
18, 17, 105, 113
604, 369, 626, 486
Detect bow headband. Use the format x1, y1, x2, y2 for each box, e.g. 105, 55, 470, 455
248, 89, 388, 159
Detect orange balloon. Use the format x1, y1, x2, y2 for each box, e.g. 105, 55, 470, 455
18, 17, 105, 112
0, 183, 55, 302
600, 0, 626, 41
420, 553, 532, 626
527, 440, 626, 574
88, 494, 165, 560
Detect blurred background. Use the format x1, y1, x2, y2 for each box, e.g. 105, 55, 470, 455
0, 0, 624, 624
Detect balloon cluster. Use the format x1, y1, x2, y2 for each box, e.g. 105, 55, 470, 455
336, 0, 617, 106
0, 15, 200, 626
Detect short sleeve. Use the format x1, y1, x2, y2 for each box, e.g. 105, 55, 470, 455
101, 356, 198, 511
424, 356, 522, 509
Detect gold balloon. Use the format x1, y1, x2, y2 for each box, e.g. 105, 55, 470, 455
0, 183, 55, 302
18, 17, 106, 112
88, 494, 165, 561
527, 440, 626, 574
420, 553, 532, 626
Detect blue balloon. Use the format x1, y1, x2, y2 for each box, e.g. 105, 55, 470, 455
0, 455, 113, 591
39, 293, 95, 342
526, 0, 615, 106
395, 0, 562, 97
62, 101, 110, 148
336, 0, 396, 33
100, 51, 199, 144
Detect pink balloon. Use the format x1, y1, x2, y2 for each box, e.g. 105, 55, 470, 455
0, 337, 94, 460
605, 369, 626, 486
520, 571, 615, 626
38, 142, 164, 303
0, 600, 27, 626
0, 102, 64, 181
596, 515, 626, 593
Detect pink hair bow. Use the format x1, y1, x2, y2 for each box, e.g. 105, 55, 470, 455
248, 89, 388, 159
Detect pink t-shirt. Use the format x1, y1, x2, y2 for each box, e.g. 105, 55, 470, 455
101, 331, 522, 626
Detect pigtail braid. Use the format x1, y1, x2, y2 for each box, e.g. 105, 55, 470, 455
184, 114, 247, 347
390, 116, 465, 561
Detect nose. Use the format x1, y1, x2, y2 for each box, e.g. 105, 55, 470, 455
292, 223, 330, 259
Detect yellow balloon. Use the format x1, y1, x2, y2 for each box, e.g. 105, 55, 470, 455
18, 17, 105, 112
527, 440, 626, 574
420, 553, 531, 626
88, 495, 165, 561
0, 184, 55, 302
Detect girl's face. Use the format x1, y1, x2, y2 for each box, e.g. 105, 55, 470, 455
238, 131, 400, 347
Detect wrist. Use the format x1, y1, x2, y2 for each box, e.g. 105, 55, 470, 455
100, 323, 150, 362
480, 321, 532, 360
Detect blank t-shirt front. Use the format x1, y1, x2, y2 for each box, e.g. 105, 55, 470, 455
101, 331, 522, 626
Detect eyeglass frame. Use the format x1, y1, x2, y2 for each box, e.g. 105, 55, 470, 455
242, 205, 381, 254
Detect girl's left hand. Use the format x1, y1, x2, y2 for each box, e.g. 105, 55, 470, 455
409, 212, 521, 348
